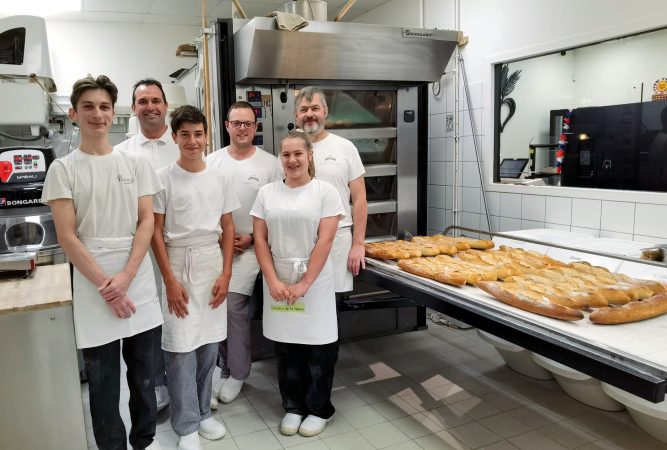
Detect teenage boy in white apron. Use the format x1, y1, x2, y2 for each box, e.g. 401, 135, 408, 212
151, 106, 239, 450
206, 101, 281, 406
42, 75, 163, 450
251, 130, 344, 437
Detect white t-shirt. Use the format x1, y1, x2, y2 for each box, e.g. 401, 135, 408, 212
312, 133, 365, 227
41, 149, 163, 237
153, 162, 240, 245
251, 178, 344, 345
115, 126, 180, 171
251, 178, 344, 261
206, 146, 280, 235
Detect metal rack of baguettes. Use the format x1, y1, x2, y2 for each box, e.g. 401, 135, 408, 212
364, 227, 667, 443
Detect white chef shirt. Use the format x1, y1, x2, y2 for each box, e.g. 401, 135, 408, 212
312, 133, 365, 228
115, 126, 180, 171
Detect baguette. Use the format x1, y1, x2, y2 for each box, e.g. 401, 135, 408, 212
397, 258, 467, 287
476, 281, 584, 321
589, 293, 667, 324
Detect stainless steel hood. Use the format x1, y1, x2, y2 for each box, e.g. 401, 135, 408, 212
233, 17, 459, 85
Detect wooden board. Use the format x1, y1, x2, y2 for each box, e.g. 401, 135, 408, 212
0, 264, 72, 316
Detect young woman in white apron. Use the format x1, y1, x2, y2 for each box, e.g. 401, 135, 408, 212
251, 130, 344, 437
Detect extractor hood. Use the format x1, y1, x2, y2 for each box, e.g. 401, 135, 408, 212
233, 17, 459, 86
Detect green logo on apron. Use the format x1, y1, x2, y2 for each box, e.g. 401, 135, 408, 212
271, 302, 306, 313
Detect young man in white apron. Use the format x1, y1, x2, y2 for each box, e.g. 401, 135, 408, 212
42, 75, 163, 450
206, 102, 281, 406
294, 87, 368, 297
251, 131, 344, 437
151, 106, 239, 450
116, 78, 181, 412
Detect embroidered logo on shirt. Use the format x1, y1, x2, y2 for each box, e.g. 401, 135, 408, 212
117, 174, 135, 184
248, 176, 259, 182
324, 156, 337, 162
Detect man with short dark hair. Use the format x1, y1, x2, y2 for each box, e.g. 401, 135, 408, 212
206, 101, 280, 406
116, 78, 180, 411
42, 75, 163, 450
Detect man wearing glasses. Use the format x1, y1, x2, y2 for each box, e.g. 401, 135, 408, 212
206, 102, 281, 406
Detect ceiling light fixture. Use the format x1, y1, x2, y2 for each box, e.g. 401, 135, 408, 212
0, 0, 81, 17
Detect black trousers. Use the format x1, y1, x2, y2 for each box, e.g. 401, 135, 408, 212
275, 340, 339, 419
82, 326, 159, 450
152, 325, 167, 385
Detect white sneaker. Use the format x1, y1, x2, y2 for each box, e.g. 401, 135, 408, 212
279, 413, 304, 436
145, 440, 162, 450
155, 385, 169, 412
177, 431, 201, 450
210, 376, 227, 410
219, 377, 244, 403
198, 416, 227, 440
298, 415, 331, 437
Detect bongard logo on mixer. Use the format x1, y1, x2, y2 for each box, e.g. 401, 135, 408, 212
0, 198, 40, 206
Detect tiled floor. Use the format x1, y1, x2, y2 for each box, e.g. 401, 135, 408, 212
82, 318, 667, 450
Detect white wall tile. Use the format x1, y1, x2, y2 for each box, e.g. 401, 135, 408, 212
461, 161, 481, 187
545, 197, 572, 225
571, 198, 602, 229
429, 113, 447, 138
461, 136, 477, 162
429, 138, 447, 162
461, 187, 481, 213
428, 161, 447, 186
634, 203, 667, 239
500, 193, 522, 218
444, 137, 454, 162
545, 222, 571, 232
521, 195, 546, 222
633, 234, 664, 244
445, 209, 454, 230
444, 76, 455, 114
499, 217, 521, 232
444, 185, 459, 210
461, 108, 483, 137
480, 215, 500, 233
461, 212, 480, 233
459, 81, 483, 112
522, 220, 545, 230
600, 201, 635, 233
485, 192, 500, 217
427, 184, 447, 208
599, 230, 633, 240
427, 207, 446, 231
429, 84, 447, 115
571, 226, 601, 237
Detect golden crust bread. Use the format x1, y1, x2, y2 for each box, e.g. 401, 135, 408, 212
589, 293, 667, 324
476, 281, 584, 321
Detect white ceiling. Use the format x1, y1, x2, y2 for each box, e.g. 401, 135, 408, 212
15, 0, 393, 25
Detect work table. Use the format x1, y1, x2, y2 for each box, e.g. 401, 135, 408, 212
0, 263, 71, 316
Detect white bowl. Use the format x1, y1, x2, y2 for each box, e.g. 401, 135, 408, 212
477, 330, 553, 380
602, 382, 667, 442
532, 353, 624, 411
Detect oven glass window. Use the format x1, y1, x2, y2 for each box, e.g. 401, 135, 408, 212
6, 222, 44, 247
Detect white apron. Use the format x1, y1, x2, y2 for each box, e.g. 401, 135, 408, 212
228, 247, 260, 296
161, 239, 227, 353
72, 237, 162, 349
262, 255, 338, 345
331, 226, 353, 293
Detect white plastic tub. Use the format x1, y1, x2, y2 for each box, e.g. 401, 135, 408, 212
532, 353, 624, 411
477, 330, 553, 380
602, 383, 667, 442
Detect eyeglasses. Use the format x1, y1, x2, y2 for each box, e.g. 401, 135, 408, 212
228, 121, 256, 129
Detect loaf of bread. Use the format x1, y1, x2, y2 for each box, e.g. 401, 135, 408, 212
589, 293, 667, 324
476, 281, 584, 321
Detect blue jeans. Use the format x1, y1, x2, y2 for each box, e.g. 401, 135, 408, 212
82, 326, 159, 450
275, 340, 339, 419
164, 343, 217, 436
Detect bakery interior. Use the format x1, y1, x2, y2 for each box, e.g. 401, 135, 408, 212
2, 1, 667, 449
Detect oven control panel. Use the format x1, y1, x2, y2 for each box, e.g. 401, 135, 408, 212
0, 148, 49, 184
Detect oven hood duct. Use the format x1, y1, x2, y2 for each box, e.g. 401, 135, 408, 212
233, 17, 459, 85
